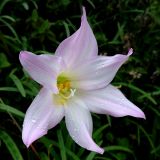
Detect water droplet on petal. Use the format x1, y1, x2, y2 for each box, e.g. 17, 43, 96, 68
38, 124, 48, 131
31, 119, 36, 123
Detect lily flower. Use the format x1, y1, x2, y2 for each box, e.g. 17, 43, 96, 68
19, 7, 145, 154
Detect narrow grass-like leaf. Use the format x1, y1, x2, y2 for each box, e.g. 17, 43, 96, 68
0, 103, 24, 118
87, 0, 95, 8
0, 130, 23, 160
0, 15, 16, 22
0, 18, 21, 43
0, 87, 18, 92
66, 19, 76, 31
9, 74, 26, 97
93, 124, 109, 138
109, 153, 121, 160
57, 130, 67, 160
114, 82, 157, 105
0, 0, 11, 13
66, 149, 81, 160
130, 120, 155, 150
63, 21, 70, 37
104, 145, 134, 154
0, 53, 11, 68
38, 20, 50, 33
106, 115, 112, 126
39, 152, 49, 160
113, 22, 125, 41
40, 137, 80, 160
86, 151, 97, 160
151, 145, 160, 154
148, 105, 160, 117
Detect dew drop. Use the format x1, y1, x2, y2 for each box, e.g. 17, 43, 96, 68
31, 119, 36, 123
74, 128, 80, 133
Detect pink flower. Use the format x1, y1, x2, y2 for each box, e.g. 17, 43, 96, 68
19, 7, 145, 154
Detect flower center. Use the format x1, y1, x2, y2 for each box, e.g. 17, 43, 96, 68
55, 74, 76, 105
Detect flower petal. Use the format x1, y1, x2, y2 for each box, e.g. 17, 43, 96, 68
19, 51, 65, 93
70, 49, 133, 91
80, 84, 145, 118
55, 7, 98, 68
65, 97, 104, 154
22, 88, 64, 147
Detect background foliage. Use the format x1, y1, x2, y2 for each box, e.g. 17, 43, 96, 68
0, 0, 160, 159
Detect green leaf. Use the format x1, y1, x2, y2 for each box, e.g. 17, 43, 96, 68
130, 120, 155, 150
0, 87, 18, 92
38, 20, 50, 34
31, 9, 38, 22
0, 0, 12, 14
39, 152, 49, 160
63, 21, 70, 37
0, 130, 23, 160
40, 137, 80, 160
0, 17, 21, 43
93, 124, 109, 139
9, 74, 26, 97
0, 53, 11, 68
104, 145, 134, 154
57, 130, 67, 160
0, 103, 24, 118
114, 82, 157, 105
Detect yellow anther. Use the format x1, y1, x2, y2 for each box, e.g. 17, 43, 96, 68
58, 83, 64, 91
55, 74, 76, 106
65, 81, 70, 89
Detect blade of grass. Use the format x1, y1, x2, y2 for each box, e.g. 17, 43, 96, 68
0, 130, 23, 160
130, 120, 155, 150
0, 17, 21, 43
0, 103, 24, 118
9, 74, 26, 97
93, 124, 109, 138
114, 82, 157, 105
57, 130, 67, 160
104, 145, 134, 154
0, 87, 18, 92
63, 21, 70, 37
40, 137, 80, 160
0, 0, 11, 13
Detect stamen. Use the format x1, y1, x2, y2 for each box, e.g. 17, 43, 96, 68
60, 88, 76, 99
70, 88, 76, 96
56, 74, 76, 105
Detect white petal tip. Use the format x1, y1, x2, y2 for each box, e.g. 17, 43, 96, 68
19, 51, 30, 61
128, 48, 133, 56
97, 148, 104, 154
19, 51, 26, 59
82, 6, 87, 21
87, 146, 104, 154
26, 144, 30, 148
82, 6, 86, 14
130, 110, 146, 119
139, 112, 146, 119
23, 139, 31, 148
